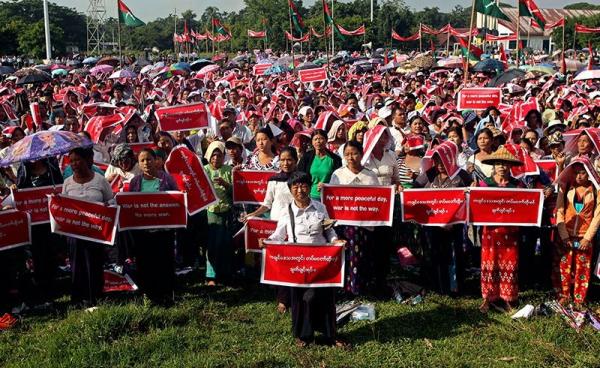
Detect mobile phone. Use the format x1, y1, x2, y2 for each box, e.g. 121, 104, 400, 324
573, 241, 580, 249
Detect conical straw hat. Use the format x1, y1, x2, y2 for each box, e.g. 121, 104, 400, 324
480, 145, 523, 166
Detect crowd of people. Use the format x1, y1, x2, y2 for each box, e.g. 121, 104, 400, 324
0, 48, 599, 346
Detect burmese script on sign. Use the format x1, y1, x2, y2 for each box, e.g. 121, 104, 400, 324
401, 188, 467, 225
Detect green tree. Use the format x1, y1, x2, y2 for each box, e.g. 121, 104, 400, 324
564, 2, 600, 10
17, 20, 65, 58
551, 13, 600, 50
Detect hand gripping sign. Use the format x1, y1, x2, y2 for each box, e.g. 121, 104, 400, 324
232, 169, 277, 205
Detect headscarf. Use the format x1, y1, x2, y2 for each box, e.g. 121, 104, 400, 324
110, 143, 134, 166
348, 121, 368, 141
327, 120, 346, 142
204, 141, 226, 161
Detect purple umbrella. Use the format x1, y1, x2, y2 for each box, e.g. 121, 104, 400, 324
0, 131, 92, 166
109, 69, 137, 79
90, 64, 114, 76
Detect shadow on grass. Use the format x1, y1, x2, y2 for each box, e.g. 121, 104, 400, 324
346, 302, 492, 344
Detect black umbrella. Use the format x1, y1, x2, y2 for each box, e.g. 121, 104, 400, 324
67, 60, 82, 67
190, 59, 214, 71
487, 68, 526, 87
0, 66, 15, 75
295, 62, 319, 71
472, 59, 505, 73
16, 72, 52, 85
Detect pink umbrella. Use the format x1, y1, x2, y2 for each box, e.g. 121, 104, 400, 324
90, 64, 114, 76
198, 64, 220, 75
50, 64, 69, 71
574, 69, 600, 81
109, 69, 137, 79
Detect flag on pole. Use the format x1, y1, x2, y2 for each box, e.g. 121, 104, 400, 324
519, 0, 546, 29
212, 18, 230, 36
474, 0, 510, 21
247, 30, 267, 38
588, 40, 594, 71
117, 0, 145, 27
288, 0, 305, 34
544, 18, 564, 30
457, 37, 482, 61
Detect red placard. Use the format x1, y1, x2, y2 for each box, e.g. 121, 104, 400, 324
457, 88, 502, 111
165, 146, 218, 215
0, 210, 31, 251
103, 270, 138, 292
468, 188, 544, 226
298, 68, 328, 83
233, 170, 277, 204
11, 185, 62, 225
155, 102, 209, 132
48, 194, 119, 245
261, 241, 345, 287
115, 191, 188, 231
534, 159, 558, 183
321, 185, 395, 226
245, 217, 278, 253
253, 63, 272, 76
401, 188, 467, 225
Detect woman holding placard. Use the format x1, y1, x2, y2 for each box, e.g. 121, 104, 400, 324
128, 148, 179, 306
297, 129, 342, 201
62, 147, 113, 306
477, 146, 523, 313
329, 140, 379, 296
265, 172, 346, 347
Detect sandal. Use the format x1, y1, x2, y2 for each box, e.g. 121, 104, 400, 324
334, 339, 351, 349
295, 338, 308, 348
479, 300, 490, 314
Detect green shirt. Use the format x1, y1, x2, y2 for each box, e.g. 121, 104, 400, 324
204, 164, 233, 213
141, 178, 160, 192
309, 154, 334, 199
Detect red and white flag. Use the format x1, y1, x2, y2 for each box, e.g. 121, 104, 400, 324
247, 29, 267, 38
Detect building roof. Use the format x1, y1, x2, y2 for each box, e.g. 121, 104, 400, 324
498, 8, 600, 37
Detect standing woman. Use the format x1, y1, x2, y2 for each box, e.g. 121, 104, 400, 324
128, 148, 179, 305
477, 146, 524, 313
62, 147, 113, 306
467, 128, 495, 181
245, 147, 298, 313
330, 141, 380, 296
265, 172, 346, 347
298, 129, 342, 201
554, 158, 600, 306
243, 127, 279, 171
204, 141, 234, 286
326, 120, 347, 153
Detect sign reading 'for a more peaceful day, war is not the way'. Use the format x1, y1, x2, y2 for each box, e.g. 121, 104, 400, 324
321, 185, 395, 226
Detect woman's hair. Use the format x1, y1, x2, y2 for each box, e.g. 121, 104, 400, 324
279, 146, 298, 162
344, 140, 364, 155
483, 106, 500, 118
287, 171, 312, 188
69, 147, 94, 168
257, 127, 274, 140
139, 148, 157, 159
520, 137, 534, 150
153, 131, 175, 146
476, 127, 493, 141
446, 126, 463, 141
311, 129, 327, 140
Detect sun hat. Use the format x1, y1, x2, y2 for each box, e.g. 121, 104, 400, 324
481, 145, 523, 166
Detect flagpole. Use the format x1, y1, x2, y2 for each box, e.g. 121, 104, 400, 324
446, 25, 450, 56
561, 20, 565, 74
322, 0, 330, 70
117, 0, 123, 68
43, 0, 52, 60
331, 0, 335, 56
300, 31, 303, 54
419, 23, 422, 53
516, 0, 520, 68
288, 2, 295, 69
212, 18, 215, 54
463, 0, 476, 86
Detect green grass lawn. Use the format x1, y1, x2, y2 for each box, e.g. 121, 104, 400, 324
1, 279, 599, 368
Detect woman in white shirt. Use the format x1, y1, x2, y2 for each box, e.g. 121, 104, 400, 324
244, 147, 298, 313
62, 147, 113, 306
329, 141, 379, 296
266, 172, 346, 348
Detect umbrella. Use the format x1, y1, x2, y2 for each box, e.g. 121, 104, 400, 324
140, 65, 154, 74
436, 57, 464, 69
15, 68, 52, 85
520, 65, 554, 75
51, 69, 68, 77
0, 131, 92, 166
564, 58, 586, 72
170, 62, 191, 75
264, 64, 290, 75
69, 68, 90, 76
190, 59, 214, 71
487, 68, 526, 87
90, 64, 114, 76
109, 69, 137, 79
96, 56, 120, 67
198, 64, 220, 75
82, 57, 99, 65
381, 61, 400, 71
50, 64, 68, 71
472, 59, 505, 72
34, 64, 52, 71
295, 62, 319, 71
574, 69, 600, 81
0, 66, 15, 75
67, 60, 82, 68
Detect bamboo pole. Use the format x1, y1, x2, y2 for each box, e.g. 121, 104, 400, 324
463, 0, 476, 86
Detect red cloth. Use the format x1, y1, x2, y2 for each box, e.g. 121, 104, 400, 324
554, 246, 593, 304
480, 226, 519, 302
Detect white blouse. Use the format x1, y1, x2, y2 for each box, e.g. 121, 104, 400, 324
329, 166, 380, 186
262, 180, 294, 220
363, 151, 399, 186
269, 200, 338, 244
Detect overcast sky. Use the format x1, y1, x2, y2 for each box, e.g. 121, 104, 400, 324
57, 0, 588, 21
